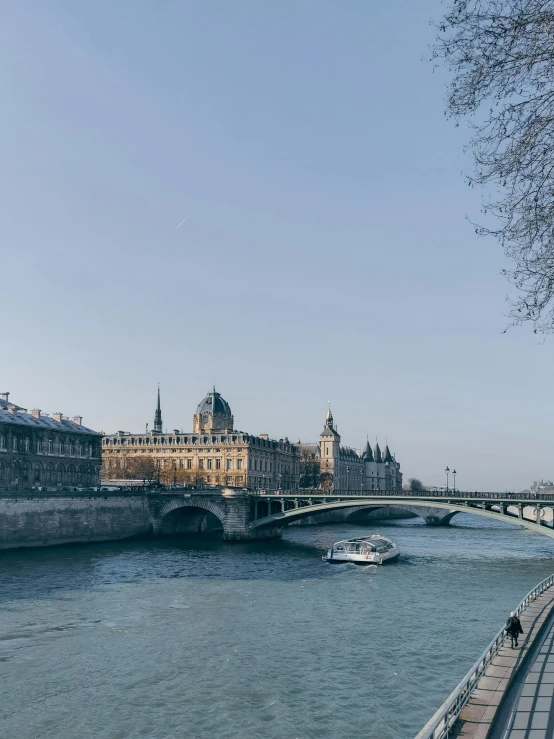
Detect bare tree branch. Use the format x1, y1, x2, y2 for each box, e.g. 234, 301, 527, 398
433, 0, 554, 333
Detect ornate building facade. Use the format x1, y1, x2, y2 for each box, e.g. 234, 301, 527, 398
299, 407, 402, 493
102, 388, 298, 491
0, 392, 102, 488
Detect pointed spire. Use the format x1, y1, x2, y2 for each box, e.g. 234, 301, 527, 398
374, 441, 382, 462
325, 401, 333, 428
384, 444, 393, 463
153, 384, 163, 433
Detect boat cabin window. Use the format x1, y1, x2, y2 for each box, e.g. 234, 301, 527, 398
345, 543, 363, 553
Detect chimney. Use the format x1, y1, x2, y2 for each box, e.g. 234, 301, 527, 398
0, 392, 9, 401
7, 406, 17, 415
31, 409, 41, 419
73, 416, 83, 426
53, 412, 63, 423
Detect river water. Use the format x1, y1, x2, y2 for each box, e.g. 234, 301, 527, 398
1, 516, 554, 739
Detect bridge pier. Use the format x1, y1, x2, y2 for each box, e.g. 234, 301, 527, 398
424, 516, 441, 526
149, 492, 283, 542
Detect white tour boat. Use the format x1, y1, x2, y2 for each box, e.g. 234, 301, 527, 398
322, 535, 399, 565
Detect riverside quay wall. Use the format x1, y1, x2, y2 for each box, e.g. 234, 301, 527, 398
0, 489, 270, 549
0, 491, 151, 549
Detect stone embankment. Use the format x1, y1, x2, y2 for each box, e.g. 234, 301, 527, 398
0, 491, 151, 549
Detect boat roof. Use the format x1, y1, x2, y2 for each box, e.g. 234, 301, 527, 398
332, 535, 394, 545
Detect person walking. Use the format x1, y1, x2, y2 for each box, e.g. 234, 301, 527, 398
505, 611, 523, 648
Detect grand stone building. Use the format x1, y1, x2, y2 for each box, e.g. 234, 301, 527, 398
299, 407, 402, 493
102, 388, 298, 491
0, 392, 102, 488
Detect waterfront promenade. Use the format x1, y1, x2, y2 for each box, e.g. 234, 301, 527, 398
416, 576, 554, 739
489, 612, 554, 739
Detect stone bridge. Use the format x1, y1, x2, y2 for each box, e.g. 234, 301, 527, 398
147, 490, 554, 541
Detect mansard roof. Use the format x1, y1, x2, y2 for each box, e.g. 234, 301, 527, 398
0, 407, 101, 435
340, 446, 361, 460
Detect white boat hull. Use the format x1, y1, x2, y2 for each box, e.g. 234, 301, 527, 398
322, 547, 399, 565
322, 534, 399, 565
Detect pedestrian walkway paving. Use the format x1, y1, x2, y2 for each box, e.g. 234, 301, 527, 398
453, 589, 554, 739
501, 623, 554, 739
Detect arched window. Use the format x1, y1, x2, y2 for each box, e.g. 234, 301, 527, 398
57, 464, 65, 484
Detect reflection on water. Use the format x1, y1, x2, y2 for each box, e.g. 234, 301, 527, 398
1, 515, 554, 739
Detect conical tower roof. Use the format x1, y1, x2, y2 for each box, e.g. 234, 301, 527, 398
384, 444, 393, 463
362, 439, 374, 461
374, 442, 382, 462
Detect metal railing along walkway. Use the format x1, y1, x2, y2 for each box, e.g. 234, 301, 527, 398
415, 574, 554, 739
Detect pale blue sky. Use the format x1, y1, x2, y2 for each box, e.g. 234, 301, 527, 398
1, 1, 550, 491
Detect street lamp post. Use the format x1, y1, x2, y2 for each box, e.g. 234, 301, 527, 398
346, 466, 350, 492
445, 466, 450, 494
361, 467, 364, 493
452, 469, 457, 493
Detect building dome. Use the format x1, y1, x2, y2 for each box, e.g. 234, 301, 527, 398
193, 388, 234, 433
196, 390, 232, 417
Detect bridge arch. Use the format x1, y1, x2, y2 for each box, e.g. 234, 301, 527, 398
156, 499, 227, 536
249, 498, 554, 540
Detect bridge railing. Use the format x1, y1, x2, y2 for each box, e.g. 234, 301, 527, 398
257, 489, 554, 501
414, 573, 554, 739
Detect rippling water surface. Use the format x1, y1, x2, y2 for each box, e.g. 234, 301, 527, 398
2, 516, 554, 739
